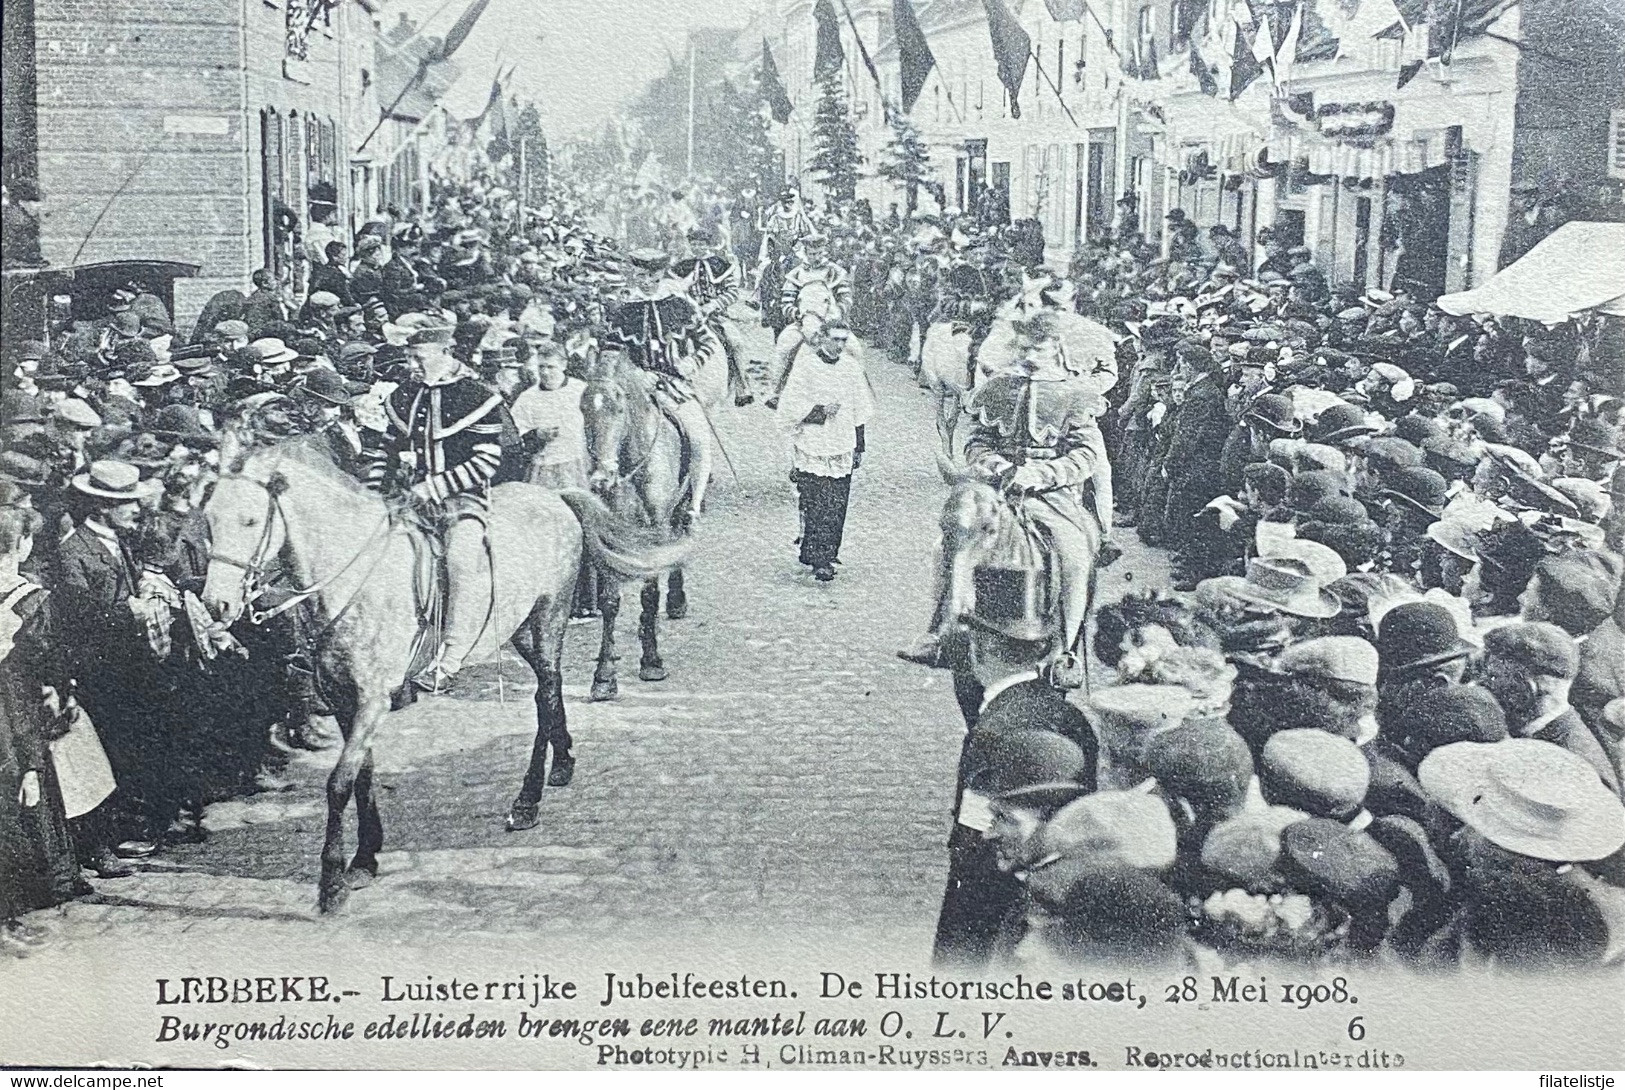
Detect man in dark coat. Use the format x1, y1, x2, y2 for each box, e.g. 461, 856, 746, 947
931, 565, 1098, 969
307, 241, 355, 308
1162, 347, 1232, 555
241, 268, 290, 338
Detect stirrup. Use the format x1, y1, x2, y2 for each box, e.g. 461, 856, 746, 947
410, 665, 457, 695
1044, 653, 1086, 691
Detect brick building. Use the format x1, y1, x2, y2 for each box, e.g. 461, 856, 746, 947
19, 0, 362, 325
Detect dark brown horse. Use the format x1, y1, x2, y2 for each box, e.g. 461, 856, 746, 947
202, 437, 686, 913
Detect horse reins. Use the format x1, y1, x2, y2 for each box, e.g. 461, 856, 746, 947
208, 473, 396, 627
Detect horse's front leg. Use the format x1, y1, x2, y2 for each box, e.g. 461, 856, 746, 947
590, 571, 621, 702
638, 578, 667, 682
319, 696, 385, 914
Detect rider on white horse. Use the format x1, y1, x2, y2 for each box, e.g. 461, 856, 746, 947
900, 309, 1109, 689
672, 227, 755, 406
362, 316, 506, 693
768, 233, 851, 406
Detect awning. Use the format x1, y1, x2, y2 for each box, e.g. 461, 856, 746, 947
1437, 221, 1625, 322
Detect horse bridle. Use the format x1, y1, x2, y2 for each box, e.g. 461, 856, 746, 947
208, 472, 394, 627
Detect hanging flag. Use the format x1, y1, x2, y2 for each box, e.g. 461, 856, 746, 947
1229, 23, 1265, 97
1274, 1, 1303, 83
1396, 57, 1425, 87
813, 0, 845, 79
894, 0, 937, 112
1044, 0, 1088, 18
761, 39, 794, 122
433, 0, 492, 60
1143, 34, 1161, 78
982, 0, 1032, 118
1189, 41, 1218, 94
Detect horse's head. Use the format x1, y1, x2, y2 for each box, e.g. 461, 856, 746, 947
581, 353, 631, 498
202, 447, 289, 626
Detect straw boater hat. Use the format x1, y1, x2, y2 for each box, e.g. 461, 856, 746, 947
1208, 555, 1342, 618
1419, 739, 1625, 862
71, 459, 161, 502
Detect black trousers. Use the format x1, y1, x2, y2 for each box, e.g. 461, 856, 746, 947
794, 471, 852, 567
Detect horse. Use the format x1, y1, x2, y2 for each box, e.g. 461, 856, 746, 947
201, 436, 687, 913
578, 350, 708, 701
932, 461, 1103, 720
917, 319, 975, 460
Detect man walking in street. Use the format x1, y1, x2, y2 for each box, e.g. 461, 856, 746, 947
776, 322, 873, 582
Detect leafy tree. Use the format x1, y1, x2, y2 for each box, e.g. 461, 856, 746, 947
704, 79, 781, 202
877, 107, 931, 216
809, 72, 861, 209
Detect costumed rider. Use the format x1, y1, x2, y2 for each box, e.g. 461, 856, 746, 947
602, 248, 722, 516
363, 317, 506, 693
901, 312, 1109, 690
672, 227, 755, 406
977, 269, 1119, 539
769, 232, 851, 406
756, 188, 813, 338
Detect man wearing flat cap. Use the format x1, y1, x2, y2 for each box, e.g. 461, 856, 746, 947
363, 319, 507, 692
1481, 622, 1619, 795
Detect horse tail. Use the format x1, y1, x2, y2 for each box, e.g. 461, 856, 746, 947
556, 488, 691, 580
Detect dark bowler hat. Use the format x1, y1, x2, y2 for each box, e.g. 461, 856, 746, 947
296, 369, 359, 407
964, 728, 1092, 813
1393, 413, 1446, 448
1376, 601, 1472, 676
0, 451, 53, 490
1286, 470, 1350, 515
150, 403, 217, 450
1200, 806, 1309, 892
962, 565, 1054, 642
1300, 402, 1378, 445
1245, 393, 1301, 437
2, 390, 45, 425
1305, 495, 1372, 527
1279, 819, 1399, 913
1378, 465, 1450, 520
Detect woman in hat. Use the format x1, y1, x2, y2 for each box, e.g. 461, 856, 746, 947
0, 490, 87, 954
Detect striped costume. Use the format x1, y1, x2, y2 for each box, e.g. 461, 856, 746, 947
367, 372, 505, 506
779, 262, 851, 325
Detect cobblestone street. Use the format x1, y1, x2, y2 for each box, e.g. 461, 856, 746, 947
28, 340, 1168, 954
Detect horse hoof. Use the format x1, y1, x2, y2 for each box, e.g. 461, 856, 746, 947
639, 663, 668, 682
547, 757, 576, 787
317, 884, 350, 915
666, 599, 689, 620
590, 677, 619, 702
505, 803, 540, 832
344, 864, 376, 890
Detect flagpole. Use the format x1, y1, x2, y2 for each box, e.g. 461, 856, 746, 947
1029, 48, 1081, 127
687, 40, 696, 178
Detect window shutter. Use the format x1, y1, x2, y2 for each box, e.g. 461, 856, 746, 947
1609, 109, 1625, 181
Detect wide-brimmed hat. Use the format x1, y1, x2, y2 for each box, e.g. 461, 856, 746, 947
1419, 739, 1625, 861
130, 362, 182, 387
1377, 601, 1473, 675
247, 337, 299, 366
965, 728, 1092, 812
961, 564, 1053, 643
1223, 555, 1342, 618
1262, 538, 1348, 583
1564, 417, 1625, 461
70, 459, 160, 502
